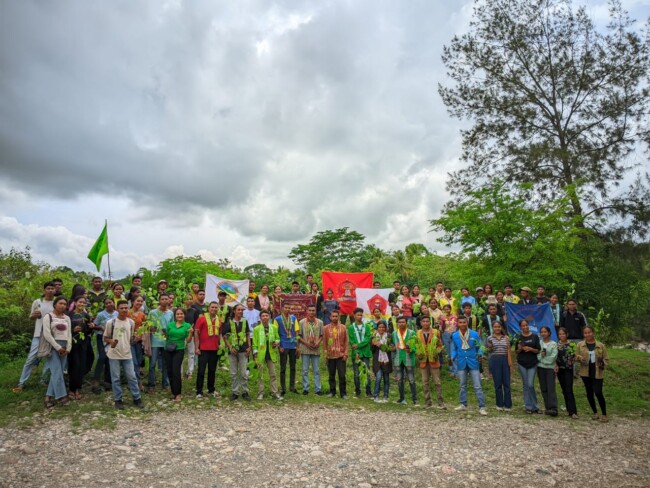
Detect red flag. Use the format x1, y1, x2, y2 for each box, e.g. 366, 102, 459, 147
279, 294, 315, 321
321, 271, 374, 315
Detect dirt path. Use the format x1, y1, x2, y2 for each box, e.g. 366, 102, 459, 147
0, 406, 648, 487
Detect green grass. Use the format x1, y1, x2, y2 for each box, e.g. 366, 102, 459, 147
1, 349, 647, 429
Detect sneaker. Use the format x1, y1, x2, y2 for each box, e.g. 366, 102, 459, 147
315, 391, 323, 396
495, 406, 503, 411
196, 393, 203, 399
229, 394, 239, 401
211, 391, 220, 399
503, 408, 511, 412
382, 397, 389, 403
302, 390, 309, 396
114, 400, 125, 410
327, 393, 335, 398
341, 395, 348, 400
257, 394, 264, 400
276, 395, 284, 401
396, 399, 407, 405
479, 408, 488, 416
373, 397, 380, 403
600, 415, 609, 423
133, 398, 144, 409
454, 404, 467, 411
242, 393, 251, 401
12, 385, 23, 394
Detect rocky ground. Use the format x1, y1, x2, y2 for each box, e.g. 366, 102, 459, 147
0, 405, 648, 487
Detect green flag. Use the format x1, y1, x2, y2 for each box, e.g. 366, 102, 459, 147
87, 223, 109, 271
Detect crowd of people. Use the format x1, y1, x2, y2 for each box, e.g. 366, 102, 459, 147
12, 276, 609, 422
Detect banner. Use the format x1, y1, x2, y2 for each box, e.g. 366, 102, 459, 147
280, 294, 315, 321
505, 302, 557, 341
356, 288, 392, 319
205, 274, 250, 307
321, 271, 374, 315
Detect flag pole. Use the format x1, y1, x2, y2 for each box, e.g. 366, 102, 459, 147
105, 219, 112, 282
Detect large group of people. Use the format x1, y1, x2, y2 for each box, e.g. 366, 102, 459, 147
13, 276, 609, 422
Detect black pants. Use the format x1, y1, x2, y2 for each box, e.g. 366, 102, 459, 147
557, 368, 577, 415
196, 350, 219, 395
327, 358, 347, 397
68, 338, 88, 391
164, 349, 185, 396
280, 349, 296, 392
537, 367, 558, 414
581, 376, 607, 415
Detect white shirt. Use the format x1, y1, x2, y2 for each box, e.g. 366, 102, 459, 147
31, 298, 54, 338
243, 308, 261, 333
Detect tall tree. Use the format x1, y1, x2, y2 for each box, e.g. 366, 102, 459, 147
288, 227, 369, 272
438, 0, 650, 238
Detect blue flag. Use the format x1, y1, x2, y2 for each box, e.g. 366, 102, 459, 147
505, 302, 557, 341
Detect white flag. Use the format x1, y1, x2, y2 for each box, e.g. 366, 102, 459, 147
355, 288, 392, 319
205, 273, 250, 307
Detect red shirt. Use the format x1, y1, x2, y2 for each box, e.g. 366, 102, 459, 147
194, 315, 220, 351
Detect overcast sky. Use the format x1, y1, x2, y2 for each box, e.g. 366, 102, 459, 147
1, 0, 647, 276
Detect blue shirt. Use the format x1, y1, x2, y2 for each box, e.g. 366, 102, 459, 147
451, 329, 483, 370
276, 314, 298, 349
93, 310, 118, 335
148, 308, 173, 348
461, 296, 476, 308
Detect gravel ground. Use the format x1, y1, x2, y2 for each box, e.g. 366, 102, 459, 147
0, 405, 648, 487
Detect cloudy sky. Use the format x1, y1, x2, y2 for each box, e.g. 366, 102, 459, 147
1, 0, 647, 276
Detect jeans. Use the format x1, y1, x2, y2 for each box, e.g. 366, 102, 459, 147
420, 364, 444, 406
131, 342, 144, 376
489, 354, 512, 408
93, 334, 110, 384
537, 367, 558, 413
18, 337, 49, 387
196, 350, 219, 395
352, 356, 371, 396
557, 367, 577, 415
581, 376, 607, 415
148, 347, 169, 388
301, 354, 321, 393
397, 364, 416, 402
279, 348, 296, 393
457, 367, 485, 408
229, 351, 248, 395
109, 358, 141, 402
327, 357, 347, 397
164, 349, 185, 396
68, 337, 89, 391
442, 332, 456, 374
373, 368, 390, 398
45, 340, 68, 399
518, 364, 539, 411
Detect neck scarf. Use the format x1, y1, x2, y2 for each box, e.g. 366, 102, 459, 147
460, 328, 471, 350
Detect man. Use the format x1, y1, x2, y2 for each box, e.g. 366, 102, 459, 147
388, 281, 401, 305
481, 304, 503, 338
451, 316, 487, 415
373, 281, 381, 289
248, 281, 257, 300
252, 310, 282, 400
535, 286, 549, 304
519, 287, 533, 305
306, 274, 315, 293
348, 307, 372, 397
104, 300, 144, 410
87, 276, 106, 316
298, 305, 323, 395
185, 283, 201, 307
460, 287, 476, 309
156, 279, 168, 297
91, 297, 118, 393
460, 302, 480, 331
276, 303, 299, 395
194, 301, 222, 399
184, 289, 207, 379
13, 282, 56, 392
415, 316, 445, 409
132, 275, 143, 288
439, 288, 458, 316
434, 282, 445, 301
322, 310, 349, 398
222, 304, 251, 401
392, 316, 417, 405
243, 297, 261, 335
503, 284, 520, 304
52, 278, 64, 297
147, 293, 173, 393
216, 291, 230, 322
560, 299, 587, 341
290, 281, 301, 295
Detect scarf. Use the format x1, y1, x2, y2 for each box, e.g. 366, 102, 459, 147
378, 332, 389, 363
460, 329, 471, 350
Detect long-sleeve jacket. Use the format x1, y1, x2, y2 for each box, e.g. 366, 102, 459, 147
323, 324, 349, 359
348, 322, 372, 359
252, 322, 280, 364
450, 329, 482, 370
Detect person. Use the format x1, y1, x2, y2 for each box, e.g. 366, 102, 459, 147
494, 291, 507, 319
411, 285, 424, 317
460, 302, 480, 331
216, 291, 230, 322
68, 284, 86, 312
439, 287, 458, 316
487, 322, 512, 411
560, 299, 587, 377
13, 281, 56, 393
460, 287, 476, 308
276, 303, 299, 395
555, 327, 578, 419
194, 301, 222, 399
92, 297, 118, 393
254, 284, 271, 312
371, 307, 387, 330
426, 287, 437, 304
298, 305, 323, 395
42, 296, 72, 408
104, 300, 144, 410
549, 294, 562, 332
440, 304, 458, 376
248, 281, 257, 300
348, 307, 372, 397
535, 286, 549, 304
323, 310, 349, 398
483, 284, 493, 297
372, 281, 381, 289
146, 293, 173, 393
52, 278, 64, 297
111, 282, 126, 304
223, 304, 251, 401
67, 295, 92, 400
396, 286, 414, 330
475, 287, 485, 309
127, 275, 145, 303
515, 319, 541, 414
434, 282, 445, 301
451, 316, 487, 415
415, 303, 430, 329
428, 298, 443, 329
164, 308, 193, 401
392, 316, 417, 405
186, 283, 201, 308
415, 316, 445, 409
371, 321, 392, 402
86, 276, 106, 316
310, 283, 324, 318
503, 284, 520, 304
243, 296, 261, 336
184, 290, 207, 379
321, 288, 339, 325
157, 279, 169, 297
519, 287, 533, 305
537, 326, 558, 416
128, 296, 146, 388
576, 325, 609, 422
290, 281, 301, 294
252, 310, 282, 400
481, 304, 502, 338
271, 285, 283, 317
305, 274, 315, 294
388, 281, 401, 305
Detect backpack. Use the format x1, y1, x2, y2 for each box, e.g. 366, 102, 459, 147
37, 313, 54, 358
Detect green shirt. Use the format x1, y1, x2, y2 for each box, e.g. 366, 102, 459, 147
348, 322, 372, 359
166, 321, 192, 351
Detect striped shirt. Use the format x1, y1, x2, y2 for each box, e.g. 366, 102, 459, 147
487, 335, 510, 356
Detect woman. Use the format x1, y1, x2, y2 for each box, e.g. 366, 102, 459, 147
371, 321, 392, 402
371, 307, 387, 330
415, 303, 430, 330
483, 284, 493, 297
42, 297, 72, 408
68, 284, 86, 312
164, 308, 193, 401
487, 321, 512, 411
428, 298, 443, 330
321, 288, 339, 325
439, 304, 458, 377
411, 285, 424, 317
311, 283, 324, 319
129, 296, 147, 388
271, 285, 283, 318
576, 325, 609, 422
549, 294, 562, 332
515, 319, 541, 414
555, 327, 578, 419
254, 284, 271, 312
537, 326, 558, 416
396, 286, 415, 330
66, 296, 92, 400
111, 282, 125, 303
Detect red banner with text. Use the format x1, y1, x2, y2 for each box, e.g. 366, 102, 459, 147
321, 271, 374, 315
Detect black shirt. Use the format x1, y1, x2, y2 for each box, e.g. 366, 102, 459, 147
516, 333, 540, 368
587, 342, 596, 378
560, 311, 586, 340
222, 319, 249, 353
